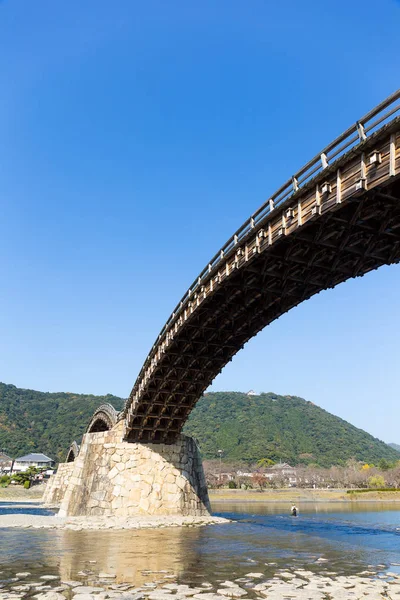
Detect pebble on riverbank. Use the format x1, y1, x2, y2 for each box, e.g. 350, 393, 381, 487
1, 566, 400, 600
0, 514, 230, 531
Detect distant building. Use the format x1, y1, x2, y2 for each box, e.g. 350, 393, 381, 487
12, 453, 55, 472
264, 462, 297, 486
246, 390, 257, 396
0, 452, 12, 473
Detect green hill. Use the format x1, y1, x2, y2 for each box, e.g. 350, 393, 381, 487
184, 392, 399, 467
0, 383, 124, 462
0, 383, 397, 467
389, 443, 400, 453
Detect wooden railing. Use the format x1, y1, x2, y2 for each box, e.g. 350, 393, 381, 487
128, 88, 400, 404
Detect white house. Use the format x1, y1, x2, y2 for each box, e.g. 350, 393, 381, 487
12, 453, 55, 472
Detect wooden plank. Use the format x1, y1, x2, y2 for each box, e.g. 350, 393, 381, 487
297, 198, 302, 226
390, 133, 396, 177
299, 189, 317, 222
270, 213, 282, 244
367, 141, 391, 188
396, 133, 400, 173
323, 179, 339, 211
339, 159, 362, 202
285, 206, 299, 235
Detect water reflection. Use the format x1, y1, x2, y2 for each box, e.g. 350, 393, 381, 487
211, 500, 400, 515
57, 527, 203, 584
1, 501, 400, 585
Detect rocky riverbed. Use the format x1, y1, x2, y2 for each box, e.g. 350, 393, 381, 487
0, 513, 228, 530
1, 566, 399, 600
2, 502, 400, 599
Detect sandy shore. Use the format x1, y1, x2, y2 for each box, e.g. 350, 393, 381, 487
0, 512, 229, 530
0, 485, 45, 502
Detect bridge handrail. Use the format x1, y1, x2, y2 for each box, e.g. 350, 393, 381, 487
133, 89, 400, 392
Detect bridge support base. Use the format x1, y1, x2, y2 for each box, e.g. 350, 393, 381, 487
42, 463, 74, 505
55, 424, 210, 517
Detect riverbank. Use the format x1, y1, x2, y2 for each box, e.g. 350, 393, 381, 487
0, 562, 398, 600
0, 512, 229, 530
209, 487, 400, 502
2, 486, 400, 505
0, 485, 44, 501
2, 485, 400, 506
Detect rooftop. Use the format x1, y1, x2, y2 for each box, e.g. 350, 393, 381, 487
15, 453, 54, 463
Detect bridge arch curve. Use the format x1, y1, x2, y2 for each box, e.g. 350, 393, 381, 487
86, 404, 119, 434
124, 90, 400, 444
66, 441, 80, 463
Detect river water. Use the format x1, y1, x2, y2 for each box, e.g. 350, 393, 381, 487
0, 501, 399, 585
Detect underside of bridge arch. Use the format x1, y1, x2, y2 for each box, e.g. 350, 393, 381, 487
66, 441, 80, 463
88, 418, 110, 433
126, 179, 400, 444
86, 404, 119, 434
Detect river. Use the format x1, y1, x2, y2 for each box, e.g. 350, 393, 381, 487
0, 500, 399, 586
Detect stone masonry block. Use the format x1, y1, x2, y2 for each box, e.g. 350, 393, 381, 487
57, 433, 211, 517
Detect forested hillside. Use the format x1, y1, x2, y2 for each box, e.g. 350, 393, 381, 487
389, 443, 400, 453
184, 392, 399, 467
0, 383, 397, 467
0, 383, 124, 462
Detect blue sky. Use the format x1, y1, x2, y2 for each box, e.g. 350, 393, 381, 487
1, 0, 400, 443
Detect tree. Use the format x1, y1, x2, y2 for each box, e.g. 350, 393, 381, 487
298, 453, 315, 464
385, 465, 400, 489
252, 473, 267, 490
378, 459, 392, 471
0, 474, 10, 487
257, 458, 275, 467
368, 475, 386, 488
11, 466, 44, 486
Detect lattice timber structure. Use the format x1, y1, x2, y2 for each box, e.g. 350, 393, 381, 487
124, 90, 400, 444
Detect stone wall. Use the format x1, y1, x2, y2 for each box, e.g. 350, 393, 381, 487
58, 424, 210, 517
42, 463, 74, 505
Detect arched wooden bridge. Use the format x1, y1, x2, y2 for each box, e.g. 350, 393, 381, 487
122, 90, 400, 444
66, 441, 80, 463
87, 404, 119, 433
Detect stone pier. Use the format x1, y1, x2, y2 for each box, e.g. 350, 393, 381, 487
52, 421, 210, 517
42, 462, 74, 505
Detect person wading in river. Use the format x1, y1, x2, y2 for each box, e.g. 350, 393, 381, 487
291, 504, 298, 517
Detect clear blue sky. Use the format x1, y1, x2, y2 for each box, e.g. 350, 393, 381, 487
1, 0, 400, 443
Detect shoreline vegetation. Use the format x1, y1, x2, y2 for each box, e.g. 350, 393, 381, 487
209, 488, 400, 502
2, 485, 400, 506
